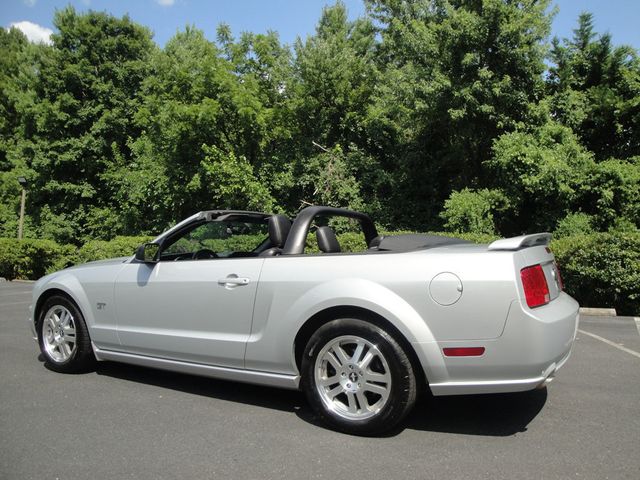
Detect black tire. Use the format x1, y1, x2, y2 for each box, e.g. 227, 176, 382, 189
37, 294, 95, 373
301, 318, 417, 435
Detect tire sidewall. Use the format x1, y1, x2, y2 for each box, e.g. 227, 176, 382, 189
301, 318, 416, 435
37, 295, 91, 373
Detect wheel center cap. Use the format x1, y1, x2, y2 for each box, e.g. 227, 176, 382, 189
348, 371, 359, 383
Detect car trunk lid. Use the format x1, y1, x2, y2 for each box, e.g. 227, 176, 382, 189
488, 233, 563, 305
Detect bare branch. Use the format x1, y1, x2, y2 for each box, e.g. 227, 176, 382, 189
311, 140, 330, 153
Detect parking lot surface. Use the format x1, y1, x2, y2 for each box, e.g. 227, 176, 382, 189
1, 281, 639, 479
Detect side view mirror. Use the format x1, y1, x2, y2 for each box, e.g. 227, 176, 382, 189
135, 243, 160, 263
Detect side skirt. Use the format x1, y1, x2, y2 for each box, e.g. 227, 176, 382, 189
93, 347, 300, 390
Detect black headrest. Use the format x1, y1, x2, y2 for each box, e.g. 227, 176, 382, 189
268, 214, 291, 248
259, 247, 281, 257
316, 226, 341, 253
368, 235, 384, 249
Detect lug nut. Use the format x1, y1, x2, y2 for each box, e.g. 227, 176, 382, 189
346, 383, 351, 388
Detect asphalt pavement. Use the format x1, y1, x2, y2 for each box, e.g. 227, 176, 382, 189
1, 281, 639, 479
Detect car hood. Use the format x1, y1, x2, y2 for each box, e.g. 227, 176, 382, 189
65, 256, 132, 271
33, 256, 132, 294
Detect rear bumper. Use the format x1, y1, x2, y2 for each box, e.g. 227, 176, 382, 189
426, 292, 579, 396
428, 348, 572, 395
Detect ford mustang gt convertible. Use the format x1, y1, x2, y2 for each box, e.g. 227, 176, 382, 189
28, 206, 579, 435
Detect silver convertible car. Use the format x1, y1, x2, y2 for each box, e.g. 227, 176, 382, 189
29, 206, 579, 435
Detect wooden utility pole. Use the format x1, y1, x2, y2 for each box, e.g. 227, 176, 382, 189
18, 188, 26, 240
17, 177, 27, 240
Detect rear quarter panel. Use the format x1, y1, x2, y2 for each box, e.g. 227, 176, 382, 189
246, 246, 518, 376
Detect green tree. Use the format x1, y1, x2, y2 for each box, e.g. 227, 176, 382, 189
126, 26, 279, 229
199, 145, 275, 211
487, 121, 593, 233
285, 2, 379, 217
440, 187, 508, 235
365, 0, 553, 227
295, 145, 364, 211
3, 7, 155, 243
487, 121, 640, 234
1, 5, 639, 245
293, 3, 378, 151
0, 27, 35, 237
548, 12, 640, 160
583, 157, 640, 230
0, 27, 30, 170
216, 26, 298, 209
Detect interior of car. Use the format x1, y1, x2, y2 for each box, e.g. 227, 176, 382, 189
154, 209, 381, 261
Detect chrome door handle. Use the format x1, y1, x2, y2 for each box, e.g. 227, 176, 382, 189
218, 276, 250, 286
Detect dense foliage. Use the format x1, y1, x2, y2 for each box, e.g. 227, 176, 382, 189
1, 230, 637, 314
75, 236, 153, 264
551, 233, 640, 315
0, 237, 73, 279
2, 2, 638, 242
1, 2, 639, 310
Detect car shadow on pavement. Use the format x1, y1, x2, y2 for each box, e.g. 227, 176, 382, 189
405, 388, 548, 436
95, 361, 308, 414
94, 360, 547, 437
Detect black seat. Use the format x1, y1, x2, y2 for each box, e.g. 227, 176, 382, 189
259, 214, 291, 257
316, 226, 341, 253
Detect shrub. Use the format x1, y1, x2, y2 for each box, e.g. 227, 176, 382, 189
586, 158, 640, 230
439, 188, 508, 235
76, 236, 154, 264
380, 230, 499, 245
428, 231, 500, 245
608, 217, 639, 234
3, 230, 637, 316
336, 231, 369, 252
554, 212, 594, 238
551, 232, 640, 315
201, 234, 266, 253
0, 238, 75, 280
487, 121, 593, 234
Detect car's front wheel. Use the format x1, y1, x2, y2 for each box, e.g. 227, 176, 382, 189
37, 295, 95, 373
301, 318, 417, 435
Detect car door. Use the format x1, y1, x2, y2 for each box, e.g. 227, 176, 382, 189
113, 220, 266, 368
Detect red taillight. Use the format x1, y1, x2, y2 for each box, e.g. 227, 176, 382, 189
520, 264, 550, 308
443, 347, 485, 357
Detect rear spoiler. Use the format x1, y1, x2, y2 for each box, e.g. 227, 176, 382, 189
488, 233, 552, 251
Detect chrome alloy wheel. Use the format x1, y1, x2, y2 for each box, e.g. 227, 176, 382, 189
42, 305, 77, 363
314, 335, 392, 421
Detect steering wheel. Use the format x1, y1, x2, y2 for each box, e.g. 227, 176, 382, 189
193, 248, 218, 260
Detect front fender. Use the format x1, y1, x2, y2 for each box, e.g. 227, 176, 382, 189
32, 263, 123, 350
32, 273, 96, 331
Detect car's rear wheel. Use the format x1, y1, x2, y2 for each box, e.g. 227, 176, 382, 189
301, 318, 417, 435
37, 295, 95, 373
